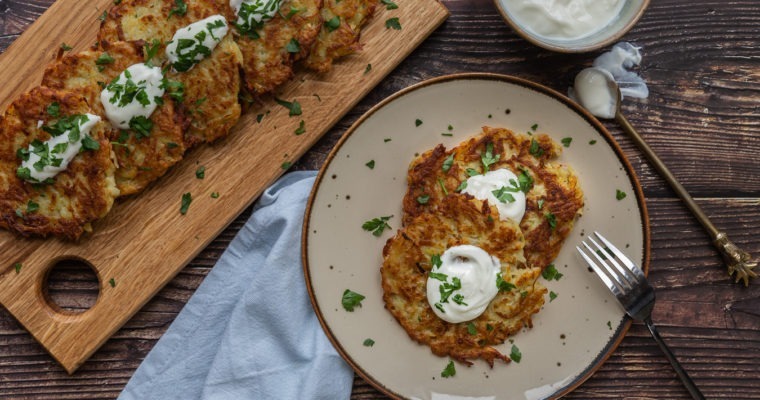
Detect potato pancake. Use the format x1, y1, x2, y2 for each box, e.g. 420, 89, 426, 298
99, 0, 243, 145
41, 40, 188, 196
382, 194, 546, 366
0, 86, 118, 239
303, 0, 378, 72
402, 126, 584, 271
231, 0, 322, 96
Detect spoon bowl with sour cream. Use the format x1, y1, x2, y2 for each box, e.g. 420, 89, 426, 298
494, 0, 649, 52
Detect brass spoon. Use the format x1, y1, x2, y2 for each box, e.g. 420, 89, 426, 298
575, 68, 757, 285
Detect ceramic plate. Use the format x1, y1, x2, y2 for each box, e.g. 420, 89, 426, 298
303, 73, 650, 400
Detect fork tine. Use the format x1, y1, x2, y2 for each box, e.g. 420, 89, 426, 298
594, 231, 646, 281
580, 240, 629, 292
586, 236, 636, 290
576, 244, 623, 298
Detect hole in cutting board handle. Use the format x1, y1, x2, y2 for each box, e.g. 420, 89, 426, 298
43, 258, 100, 314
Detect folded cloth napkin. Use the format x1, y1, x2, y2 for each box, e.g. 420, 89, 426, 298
119, 171, 353, 400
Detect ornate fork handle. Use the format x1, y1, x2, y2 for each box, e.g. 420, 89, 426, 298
714, 232, 758, 285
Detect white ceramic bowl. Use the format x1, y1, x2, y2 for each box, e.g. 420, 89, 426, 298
494, 0, 650, 53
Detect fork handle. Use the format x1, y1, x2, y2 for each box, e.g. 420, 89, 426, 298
644, 317, 706, 400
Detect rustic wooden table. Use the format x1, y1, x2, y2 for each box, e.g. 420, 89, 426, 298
1, 0, 758, 398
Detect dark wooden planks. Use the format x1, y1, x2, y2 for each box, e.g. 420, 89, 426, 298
0, 0, 759, 398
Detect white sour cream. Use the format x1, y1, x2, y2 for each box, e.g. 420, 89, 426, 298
502, 0, 625, 41
574, 67, 617, 119
100, 63, 165, 129
427, 245, 502, 323
463, 168, 527, 223
166, 15, 229, 72
231, 0, 281, 29
20, 114, 101, 182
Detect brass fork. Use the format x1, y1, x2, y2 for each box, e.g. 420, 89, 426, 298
576, 232, 705, 400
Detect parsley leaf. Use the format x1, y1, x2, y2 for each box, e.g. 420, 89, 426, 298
385, 17, 401, 30
46, 102, 60, 117
81, 135, 100, 151
441, 361, 456, 378
431, 254, 442, 269
529, 138, 544, 157
541, 264, 563, 281
364, 63, 372, 74
492, 186, 516, 203
549, 291, 558, 302
415, 118, 423, 127
285, 38, 301, 53
281, 161, 292, 170
180, 192, 192, 215
325, 16, 340, 32
416, 194, 430, 204
510, 344, 522, 362
26, 201, 39, 213
295, 120, 306, 135
544, 212, 557, 230
517, 169, 533, 193
168, 0, 187, 18
60, 43, 73, 51
467, 322, 477, 335
109, 278, 116, 287
196, 166, 206, 179
496, 273, 516, 292
481, 143, 500, 172
362, 215, 393, 236
381, 0, 399, 9
561, 137, 572, 147
341, 289, 365, 311
365, 160, 375, 169
129, 116, 153, 139
363, 338, 375, 347
442, 153, 454, 172
428, 271, 448, 282
13, 262, 22, 274
275, 98, 302, 116
616, 189, 627, 200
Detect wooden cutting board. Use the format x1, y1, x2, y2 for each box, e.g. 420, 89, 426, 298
0, 0, 449, 374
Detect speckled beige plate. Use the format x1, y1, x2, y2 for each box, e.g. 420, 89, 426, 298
303, 73, 650, 400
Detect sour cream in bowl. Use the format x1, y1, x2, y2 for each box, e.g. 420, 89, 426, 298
494, 0, 650, 52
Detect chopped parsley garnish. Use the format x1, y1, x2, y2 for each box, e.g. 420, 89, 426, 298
365, 159, 375, 169
144, 39, 162, 67
129, 116, 153, 139
13, 262, 22, 274
170, 21, 225, 72
437, 276, 462, 304
211, 192, 220, 198
364, 63, 372, 74
437, 177, 448, 195
275, 98, 302, 116
325, 16, 340, 32
544, 212, 557, 230
455, 181, 467, 192
99, 11, 108, 22
381, 0, 399, 9
295, 120, 306, 135
416, 194, 430, 204
441, 361, 456, 378
442, 153, 454, 172
109, 278, 116, 287
510, 344, 522, 363
496, 273, 516, 292
616, 189, 627, 200
256, 113, 265, 123
589, 139, 597, 145
285, 38, 301, 53
168, 0, 187, 18
517, 169, 533, 193
561, 137, 573, 147
95, 52, 115, 71
452, 293, 467, 306
481, 143, 500, 172
81, 135, 100, 151
281, 161, 292, 170
362, 215, 393, 236
415, 118, 423, 127
60, 43, 73, 51
195, 166, 206, 179
46, 102, 60, 117
234, 0, 281, 36
341, 289, 365, 311
542, 264, 563, 281
428, 271, 448, 282
385, 17, 401, 30
26, 201, 39, 213
465, 168, 479, 177
383, 138, 391, 143
363, 338, 375, 347
607, 321, 613, 330
537, 198, 545, 209
161, 79, 185, 103
431, 254, 442, 269
529, 138, 543, 157
180, 192, 192, 215
467, 322, 477, 335
531, 123, 538, 131
549, 291, 558, 302
492, 186, 516, 203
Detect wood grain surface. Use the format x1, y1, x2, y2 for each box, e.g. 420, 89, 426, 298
1, 0, 759, 399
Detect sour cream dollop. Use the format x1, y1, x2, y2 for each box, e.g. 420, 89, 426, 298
166, 15, 229, 72
426, 245, 502, 323
463, 168, 527, 223
100, 63, 165, 130
19, 113, 101, 182
502, 0, 625, 41
230, 0, 281, 31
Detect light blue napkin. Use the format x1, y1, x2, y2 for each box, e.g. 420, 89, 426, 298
119, 171, 353, 400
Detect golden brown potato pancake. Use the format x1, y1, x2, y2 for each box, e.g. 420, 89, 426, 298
41, 40, 187, 196
382, 194, 546, 366
99, 0, 243, 145
0, 86, 118, 239
402, 126, 584, 271
303, 0, 378, 72
231, 0, 322, 96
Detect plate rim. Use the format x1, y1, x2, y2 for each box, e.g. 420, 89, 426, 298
302, 72, 651, 399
